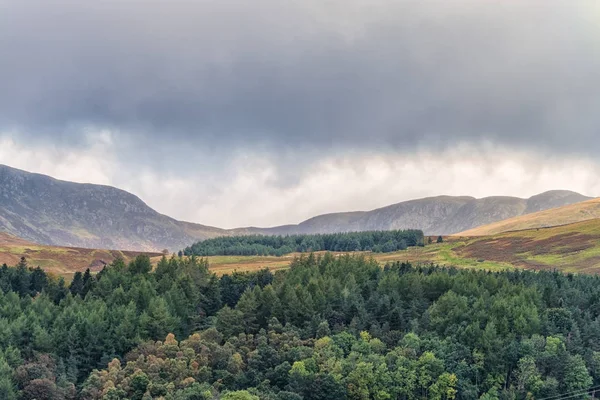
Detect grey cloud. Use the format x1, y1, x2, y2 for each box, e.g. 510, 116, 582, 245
1, 0, 600, 156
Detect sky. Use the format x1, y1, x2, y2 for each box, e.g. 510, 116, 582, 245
1, 0, 600, 228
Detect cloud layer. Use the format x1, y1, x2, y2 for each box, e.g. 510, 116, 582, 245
1, 0, 599, 226
2, 134, 599, 228
3, 1, 600, 152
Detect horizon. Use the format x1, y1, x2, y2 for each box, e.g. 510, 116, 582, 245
1, 162, 595, 230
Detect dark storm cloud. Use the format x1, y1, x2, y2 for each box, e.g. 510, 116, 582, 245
1, 0, 600, 154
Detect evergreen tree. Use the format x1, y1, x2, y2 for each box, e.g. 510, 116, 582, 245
69, 271, 84, 297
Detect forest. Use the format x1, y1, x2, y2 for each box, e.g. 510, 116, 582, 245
0, 253, 599, 400
183, 230, 425, 256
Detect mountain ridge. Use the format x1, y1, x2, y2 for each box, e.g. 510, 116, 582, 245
0, 164, 227, 251
234, 190, 592, 236
0, 164, 593, 251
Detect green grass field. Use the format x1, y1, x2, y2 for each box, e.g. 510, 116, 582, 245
187, 239, 515, 276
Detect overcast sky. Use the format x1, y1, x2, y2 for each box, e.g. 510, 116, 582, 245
1, 0, 600, 228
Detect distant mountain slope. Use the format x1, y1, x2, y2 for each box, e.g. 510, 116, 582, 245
456, 197, 600, 236
235, 190, 592, 236
0, 164, 592, 250
0, 165, 226, 251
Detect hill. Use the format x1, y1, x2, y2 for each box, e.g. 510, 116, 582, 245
211, 220, 600, 275
0, 164, 592, 251
235, 190, 591, 236
0, 231, 161, 279
456, 197, 600, 236
0, 164, 227, 251
7, 219, 600, 279
448, 218, 600, 273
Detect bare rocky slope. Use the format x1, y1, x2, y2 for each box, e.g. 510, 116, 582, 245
234, 191, 592, 236
0, 164, 226, 251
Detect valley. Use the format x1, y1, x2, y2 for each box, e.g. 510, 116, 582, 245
0, 164, 592, 252
204, 218, 600, 275
6, 215, 600, 279
3, 4, 599, 398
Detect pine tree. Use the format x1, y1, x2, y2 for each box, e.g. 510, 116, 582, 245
69, 272, 84, 297
236, 288, 259, 334
0, 357, 17, 400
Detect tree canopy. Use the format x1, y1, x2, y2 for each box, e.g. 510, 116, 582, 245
184, 230, 425, 257
0, 254, 599, 399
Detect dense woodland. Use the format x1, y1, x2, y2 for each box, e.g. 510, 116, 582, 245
0, 254, 599, 399
183, 230, 425, 257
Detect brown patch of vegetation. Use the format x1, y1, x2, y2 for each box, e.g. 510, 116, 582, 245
456, 232, 600, 271
0, 232, 162, 276
456, 198, 600, 236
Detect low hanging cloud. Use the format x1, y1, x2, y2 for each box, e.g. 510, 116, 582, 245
3, 134, 599, 228
1, 0, 599, 226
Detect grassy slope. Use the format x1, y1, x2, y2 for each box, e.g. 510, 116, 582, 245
452, 219, 600, 273
456, 197, 600, 236
6, 219, 600, 279
184, 239, 514, 276
0, 232, 162, 280
202, 220, 600, 275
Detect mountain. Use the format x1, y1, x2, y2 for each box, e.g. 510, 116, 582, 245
0, 164, 593, 251
456, 197, 600, 236
235, 190, 592, 236
0, 164, 226, 251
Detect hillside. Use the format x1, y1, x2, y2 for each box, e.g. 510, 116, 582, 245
7, 218, 600, 280
211, 220, 600, 275
0, 164, 226, 251
390, 219, 600, 274
0, 164, 592, 251
449, 219, 600, 273
457, 197, 600, 236
236, 190, 591, 236
0, 231, 161, 278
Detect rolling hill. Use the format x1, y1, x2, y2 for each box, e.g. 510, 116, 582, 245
211, 220, 600, 275
0, 164, 593, 251
235, 190, 592, 236
449, 219, 600, 273
456, 197, 600, 236
7, 218, 600, 279
0, 231, 161, 278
